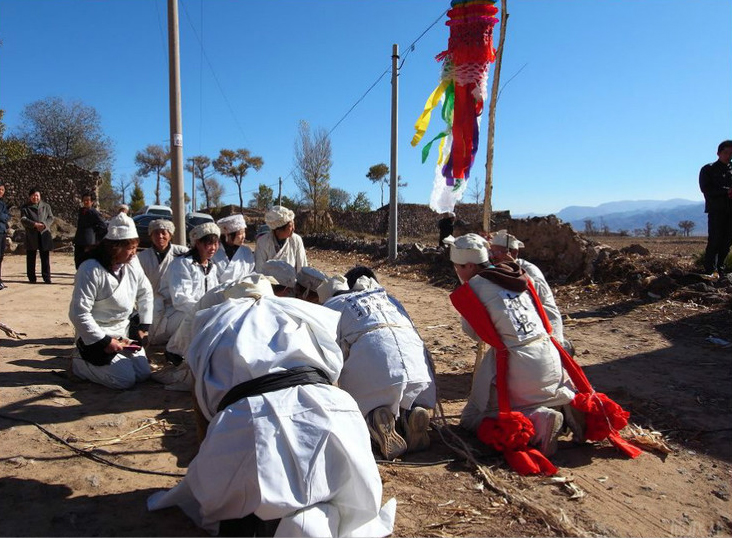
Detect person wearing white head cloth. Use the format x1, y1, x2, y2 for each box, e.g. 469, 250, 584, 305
213, 213, 255, 283
147, 275, 396, 537
488, 230, 566, 349
254, 205, 307, 273
444, 234, 576, 457
163, 222, 221, 363
69, 212, 154, 389
318, 267, 437, 461
136, 219, 188, 345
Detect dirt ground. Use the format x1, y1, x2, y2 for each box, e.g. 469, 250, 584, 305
1, 243, 731, 537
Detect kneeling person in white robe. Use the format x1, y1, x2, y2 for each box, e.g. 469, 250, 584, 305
69, 213, 153, 390
254, 205, 307, 273
136, 219, 188, 345
318, 267, 437, 461
213, 213, 255, 284
147, 275, 396, 537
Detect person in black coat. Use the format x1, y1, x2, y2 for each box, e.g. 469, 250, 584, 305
0, 182, 10, 290
73, 192, 108, 269
699, 140, 732, 276
20, 187, 54, 284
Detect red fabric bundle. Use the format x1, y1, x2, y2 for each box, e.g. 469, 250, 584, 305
525, 280, 642, 459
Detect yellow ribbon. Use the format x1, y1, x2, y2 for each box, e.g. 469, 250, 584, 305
411, 79, 450, 147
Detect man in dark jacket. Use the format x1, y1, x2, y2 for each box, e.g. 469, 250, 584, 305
73, 191, 107, 269
0, 182, 10, 290
20, 187, 54, 284
699, 140, 732, 276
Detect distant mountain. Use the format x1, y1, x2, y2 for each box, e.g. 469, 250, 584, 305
556, 199, 698, 222
515, 199, 707, 235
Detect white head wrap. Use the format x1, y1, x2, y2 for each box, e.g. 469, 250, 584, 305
189, 222, 220, 245
443, 234, 490, 265
491, 229, 525, 250
105, 212, 138, 241
217, 214, 246, 235
265, 205, 295, 230
148, 219, 175, 236
261, 260, 297, 288
296, 266, 327, 294
352, 276, 380, 292
316, 275, 349, 303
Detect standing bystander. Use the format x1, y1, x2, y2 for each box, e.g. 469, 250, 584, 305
0, 182, 9, 289
699, 140, 732, 277
20, 187, 54, 284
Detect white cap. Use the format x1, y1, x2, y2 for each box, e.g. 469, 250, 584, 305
261, 260, 297, 288
316, 275, 349, 303
148, 219, 174, 235
443, 233, 490, 265
217, 214, 246, 235
491, 229, 524, 250
352, 275, 380, 292
105, 213, 138, 241
296, 266, 327, 293
265, 205, 295, 229
189, 222, 220, 244
222, 274, 274, 301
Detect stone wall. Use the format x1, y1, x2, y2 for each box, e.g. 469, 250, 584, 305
0, 155, 101, 223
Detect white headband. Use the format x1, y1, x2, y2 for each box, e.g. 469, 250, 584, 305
106, 212, 138, 241
217, 214, 246, 235
265, 205, 295, 229
491, 229, 524, 250
148, 219, 175, 235
189, 222, 220, 244
443, 234, 490, 265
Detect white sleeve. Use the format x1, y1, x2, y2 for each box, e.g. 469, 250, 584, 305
133, 264, 154, 325
69, 264, 107, 345
294, 235, 307, 272
254, 234, 272, 272
166, 258, 198, 315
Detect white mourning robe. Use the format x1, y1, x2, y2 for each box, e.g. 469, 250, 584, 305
323, 278, 436, 418
460, 274, 575, 431
147, 297, 396, 537
164, 254, 220, 357
213, 244, 256, 284
136, 244, 188, 345
254, 231, 307, 273
517, 258, 565, 345
69, 258, 153, 389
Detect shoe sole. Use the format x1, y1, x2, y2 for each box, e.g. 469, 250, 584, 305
541, 412, 563, 457
404, 407, 431, 453
368, 407, 407, 460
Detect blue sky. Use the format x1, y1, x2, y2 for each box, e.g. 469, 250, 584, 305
1, 0, 730, 216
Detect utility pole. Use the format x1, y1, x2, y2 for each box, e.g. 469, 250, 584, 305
190, 163, 196, 212
388, 44, 399, 261
278, 177, 282, 206
168, 0, 186, 244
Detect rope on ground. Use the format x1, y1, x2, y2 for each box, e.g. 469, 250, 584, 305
0, 412, 186, 478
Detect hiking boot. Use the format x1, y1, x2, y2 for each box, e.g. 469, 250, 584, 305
400, 406, 431, 453
561, 403, 586, 443
367, 406, 407, 460
527, 407, 563, 457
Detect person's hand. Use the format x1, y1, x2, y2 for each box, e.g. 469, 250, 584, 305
103, 338, 125, 355
34, 222, 45, 231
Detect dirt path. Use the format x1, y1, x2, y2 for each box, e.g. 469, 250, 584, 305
0, 249, 730, 537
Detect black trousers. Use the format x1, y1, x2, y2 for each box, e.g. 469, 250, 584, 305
26, 249, 51, 283
704, 211, 732, 273
0, 232, 5, 280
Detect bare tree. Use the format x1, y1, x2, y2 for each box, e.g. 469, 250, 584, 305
135, 144, 170, 205
583, 219, 596, 236
678, 220, 696, 237
213, 149, 263, 213
293, 120, 331, 229
115, 174, 134, 205
643, 221, 654, 238
186, 155, 214, 210
16, 97, 113, 170
467, 175, 484, 204
329, 187, 351, 210
656, 225, 677, 237
201, 177, 224, 209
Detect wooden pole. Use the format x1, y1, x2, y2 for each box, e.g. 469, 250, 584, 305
388, 44, 399, 261
168, 0, 186, 244
477, 0, 509, 372
482, 0, 509, 234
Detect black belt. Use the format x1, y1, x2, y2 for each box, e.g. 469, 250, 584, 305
216, 366, 331, 413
